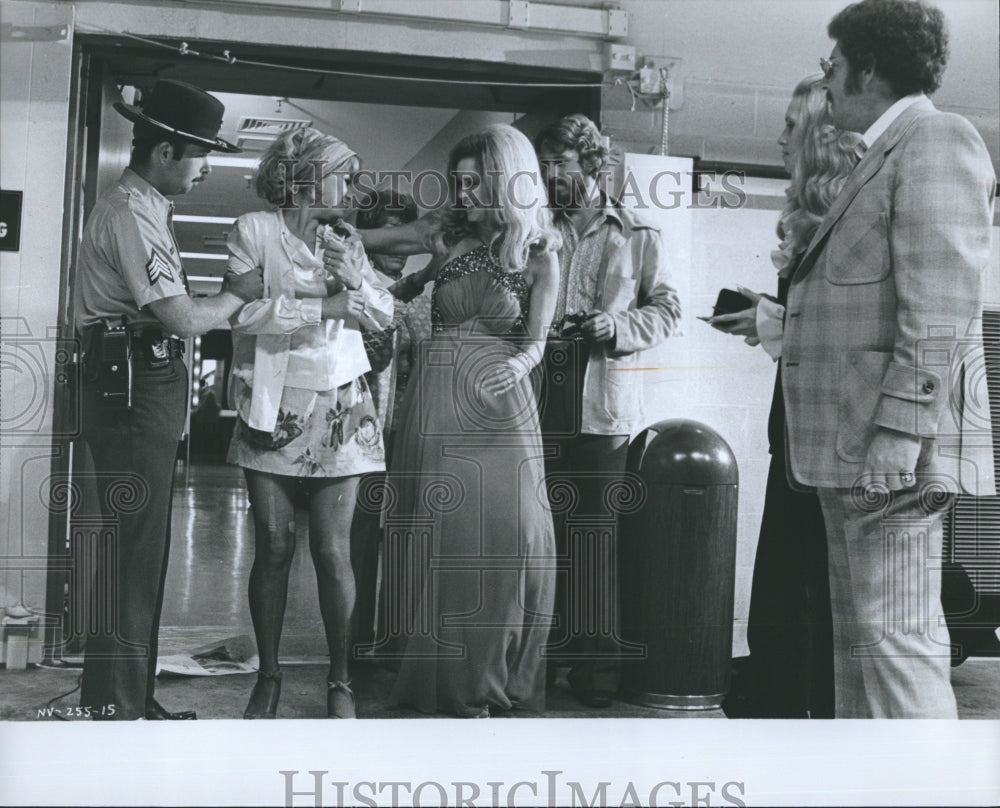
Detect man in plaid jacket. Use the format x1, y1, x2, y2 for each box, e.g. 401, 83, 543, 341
782, 0, 996, 717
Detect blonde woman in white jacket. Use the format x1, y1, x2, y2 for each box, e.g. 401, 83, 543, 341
226, 128, 393, 719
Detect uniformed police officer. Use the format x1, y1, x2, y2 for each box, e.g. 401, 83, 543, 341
75, 80, 264, 720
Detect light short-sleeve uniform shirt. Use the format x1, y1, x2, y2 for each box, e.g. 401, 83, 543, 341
75, 168, 189, 330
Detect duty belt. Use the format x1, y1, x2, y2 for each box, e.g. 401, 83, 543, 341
81, 323, 184, 371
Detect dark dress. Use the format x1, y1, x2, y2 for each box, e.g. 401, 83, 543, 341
725, 275, 836, 718
384, 245, 556, 716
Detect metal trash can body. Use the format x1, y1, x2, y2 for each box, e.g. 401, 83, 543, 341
619, 418, 739, 710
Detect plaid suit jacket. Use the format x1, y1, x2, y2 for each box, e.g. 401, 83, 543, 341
781, 97, 996, 495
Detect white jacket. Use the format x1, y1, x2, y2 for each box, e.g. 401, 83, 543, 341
227, 210, 393, 431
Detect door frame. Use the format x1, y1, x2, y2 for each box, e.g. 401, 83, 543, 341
47, 34, 602, 659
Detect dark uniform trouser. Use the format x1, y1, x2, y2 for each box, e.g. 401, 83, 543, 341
79, 357, 187, 720
539, 338, 629, 697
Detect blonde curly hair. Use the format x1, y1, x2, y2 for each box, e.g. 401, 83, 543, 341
773, 75, 866, 276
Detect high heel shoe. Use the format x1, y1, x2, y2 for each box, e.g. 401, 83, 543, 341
326, 679, 356, 719
244, 670, 282, 719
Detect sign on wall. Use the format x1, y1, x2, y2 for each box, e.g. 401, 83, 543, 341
0, 189, 23, 251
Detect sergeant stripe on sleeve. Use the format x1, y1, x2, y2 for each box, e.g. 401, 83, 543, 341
146, 247, 174, 285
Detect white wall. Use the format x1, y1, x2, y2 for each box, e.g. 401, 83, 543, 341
0, 0, 75, 612
615, 0, 1000, 169
621, 155, 784, 651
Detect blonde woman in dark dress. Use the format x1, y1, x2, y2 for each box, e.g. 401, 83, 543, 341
377, 124, 562, 717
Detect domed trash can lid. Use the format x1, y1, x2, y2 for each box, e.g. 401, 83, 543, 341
629, 418, 738, 485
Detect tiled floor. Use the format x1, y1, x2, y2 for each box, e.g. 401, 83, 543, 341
3, 462, 997, 721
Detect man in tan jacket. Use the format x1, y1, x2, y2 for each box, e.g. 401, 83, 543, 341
534, 115, 681, 707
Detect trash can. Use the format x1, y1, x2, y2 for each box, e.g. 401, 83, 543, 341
619, 419, 738, 710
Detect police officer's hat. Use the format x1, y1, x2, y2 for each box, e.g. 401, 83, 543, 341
114, 79, 241, 153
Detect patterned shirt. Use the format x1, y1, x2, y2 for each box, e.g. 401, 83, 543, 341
76, 168, 189, 330
552, 205, 617, 325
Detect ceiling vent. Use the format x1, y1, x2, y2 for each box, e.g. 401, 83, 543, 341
234, 116, 312, 150
237, 116, 312, 135
236, 134, 279, 152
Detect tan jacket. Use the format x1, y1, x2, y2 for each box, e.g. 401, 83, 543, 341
578, 203, 681, 435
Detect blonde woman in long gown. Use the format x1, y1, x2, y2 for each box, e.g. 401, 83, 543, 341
380, 124, 561, 717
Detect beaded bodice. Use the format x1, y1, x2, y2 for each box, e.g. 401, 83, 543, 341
431, 244, 529, 335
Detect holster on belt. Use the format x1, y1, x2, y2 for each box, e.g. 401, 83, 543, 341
134, 324, 172, 369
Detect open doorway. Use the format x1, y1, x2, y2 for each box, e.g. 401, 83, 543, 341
53, 34, 601, 664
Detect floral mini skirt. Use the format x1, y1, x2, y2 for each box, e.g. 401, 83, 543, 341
228, 376, 385, 478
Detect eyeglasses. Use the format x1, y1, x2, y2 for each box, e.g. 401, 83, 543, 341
820, 57, 835, 79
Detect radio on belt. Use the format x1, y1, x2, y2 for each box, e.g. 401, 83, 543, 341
99, 317, 133, 409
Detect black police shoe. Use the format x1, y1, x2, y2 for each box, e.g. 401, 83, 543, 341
145, 698, 197, 720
